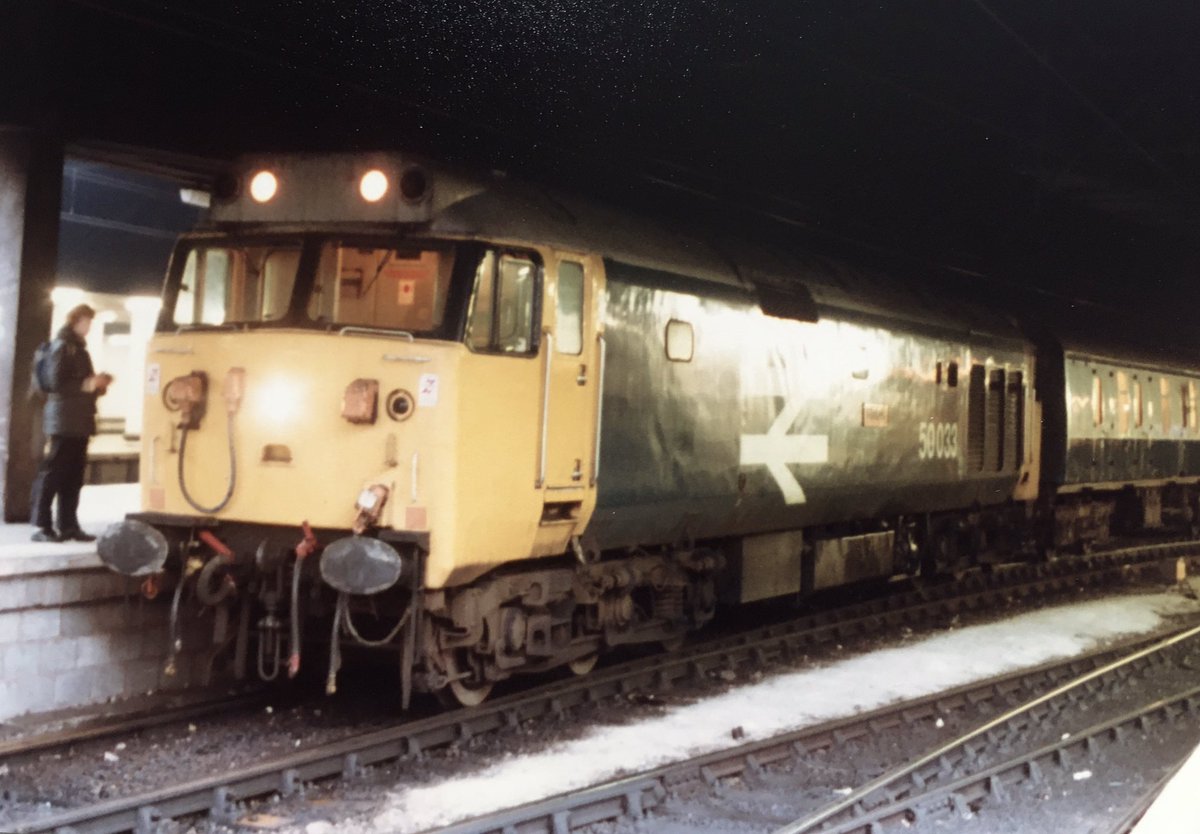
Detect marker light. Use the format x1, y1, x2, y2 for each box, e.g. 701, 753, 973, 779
249, 170, 278, 203
359, 169, 389, 202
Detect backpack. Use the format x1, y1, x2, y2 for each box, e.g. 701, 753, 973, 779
30, 340, 53, 395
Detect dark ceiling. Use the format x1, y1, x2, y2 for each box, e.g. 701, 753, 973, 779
4, 1, 1200, 318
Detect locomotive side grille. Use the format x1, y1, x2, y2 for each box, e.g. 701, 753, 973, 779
1005, 371, 1025, 471
985, 369, 1006, 472
966, 364, 987, 471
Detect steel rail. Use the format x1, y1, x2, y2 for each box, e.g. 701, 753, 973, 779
818, 682, 1200, 834
776, 619, 1200, 834
8, 541, 1199, 834
0, 689, 269, 767
425, 622, 1199, 834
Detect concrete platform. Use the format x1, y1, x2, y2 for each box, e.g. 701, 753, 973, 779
0, 482, 135, 576
0, 484, 214, 722
1132, 741, 1200, 834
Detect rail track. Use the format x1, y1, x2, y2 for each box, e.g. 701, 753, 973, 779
811, 688, 1200, 833
0, 688, 269, 767
424, 620, 1200, 833
781, 621, 1200, 834
7, 539, 1200, 834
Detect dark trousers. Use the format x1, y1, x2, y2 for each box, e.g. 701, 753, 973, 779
31, 435, 89, 532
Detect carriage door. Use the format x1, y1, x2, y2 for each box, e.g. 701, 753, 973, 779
537, 253, 600, 524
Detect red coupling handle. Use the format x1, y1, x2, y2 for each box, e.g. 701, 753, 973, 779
198, 530, 235, 562
295, 520, 318, 560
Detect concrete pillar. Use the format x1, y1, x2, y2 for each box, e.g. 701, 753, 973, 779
0, 129, 62, 522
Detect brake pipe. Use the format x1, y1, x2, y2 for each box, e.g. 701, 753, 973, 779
287, 521, 317, 679
326, 593, 345, 695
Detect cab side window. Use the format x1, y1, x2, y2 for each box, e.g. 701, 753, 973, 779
556, 261, 585, 355
465, 251, 539, 355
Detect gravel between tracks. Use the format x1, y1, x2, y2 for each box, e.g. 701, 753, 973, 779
612, 630, 1200, 833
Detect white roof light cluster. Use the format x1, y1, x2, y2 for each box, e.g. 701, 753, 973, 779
245, 168, 392, 204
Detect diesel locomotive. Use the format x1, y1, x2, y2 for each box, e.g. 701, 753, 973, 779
97, 153, 1200, 706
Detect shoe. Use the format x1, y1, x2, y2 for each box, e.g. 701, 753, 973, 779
58, 529, 96, 543
31, 528, 61, 543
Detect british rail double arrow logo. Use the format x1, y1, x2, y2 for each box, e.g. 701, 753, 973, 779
739, 398, 829, 505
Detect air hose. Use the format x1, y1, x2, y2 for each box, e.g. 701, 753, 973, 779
325, 593, 413, 694
196, 554, 237, 606
288, 524, 318, 680
178, 411, 237, 514
287, 557, 302, 678
164, 570, 188, 677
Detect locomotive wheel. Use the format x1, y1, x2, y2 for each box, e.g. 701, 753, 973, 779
437, 648, 493, 708
567, 653, 598, 676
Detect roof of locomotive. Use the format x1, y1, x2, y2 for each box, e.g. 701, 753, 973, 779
426, 164, 1027, 344
205, 153, 1026, 345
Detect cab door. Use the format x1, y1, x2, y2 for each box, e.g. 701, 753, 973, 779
540, 253, 600, 490
532, 253, 602, 554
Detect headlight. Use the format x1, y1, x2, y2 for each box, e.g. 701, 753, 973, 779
251, 376, 304, 425
249, 170, 278, 203
359, 169, 389, 203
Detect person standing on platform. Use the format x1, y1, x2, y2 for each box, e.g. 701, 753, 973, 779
30, 303, 113, 542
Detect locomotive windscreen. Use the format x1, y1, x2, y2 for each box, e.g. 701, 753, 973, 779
172, 241, 304, 325
161, 235, 473, 339
309, 243, 453, 332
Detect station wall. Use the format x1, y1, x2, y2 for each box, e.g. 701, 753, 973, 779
0, 554, 216, 721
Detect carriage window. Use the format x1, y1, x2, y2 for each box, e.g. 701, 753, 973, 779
465, 252, 539, 355
1161, 377, 1172, 433
1133, 380, 1144, 428
1117, 372, 1130, 434
556, 261, 584, 355
665, 319, 694, 362
1092, 374, 1104, 427
173, 244, 302, 325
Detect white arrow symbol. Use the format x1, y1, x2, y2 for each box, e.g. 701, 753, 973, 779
740, 398, 828, 504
